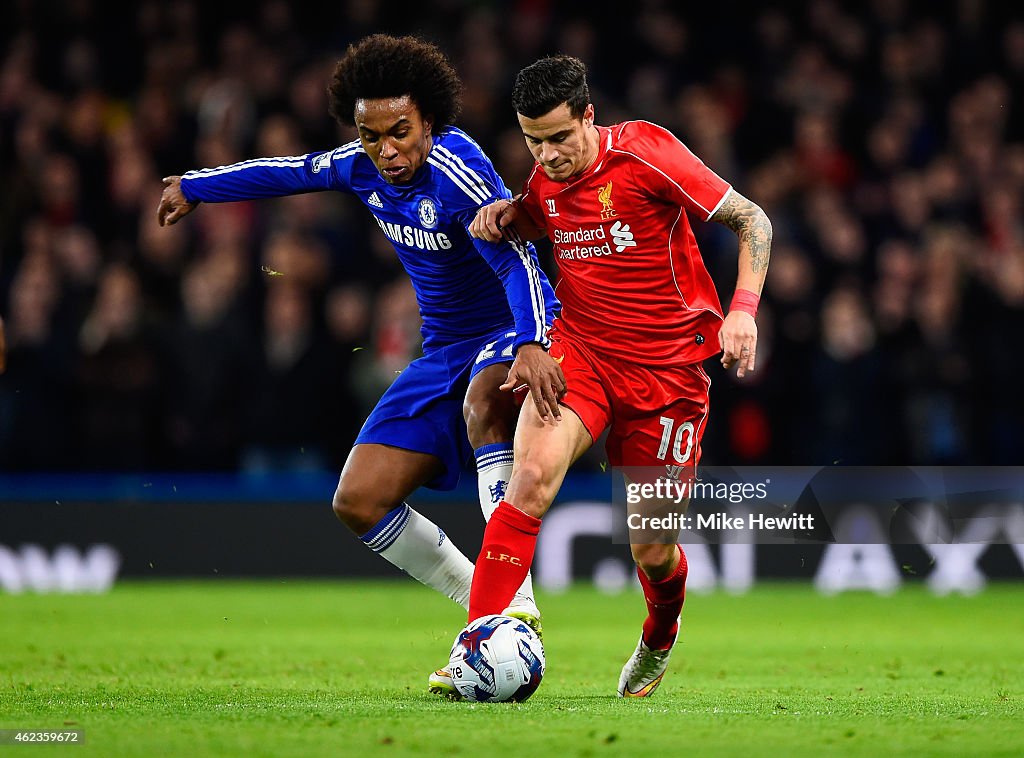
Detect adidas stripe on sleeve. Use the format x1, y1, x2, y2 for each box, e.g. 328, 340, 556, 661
179, 142, 362, 203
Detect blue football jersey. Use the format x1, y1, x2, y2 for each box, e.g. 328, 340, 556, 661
180, 127, 558, 351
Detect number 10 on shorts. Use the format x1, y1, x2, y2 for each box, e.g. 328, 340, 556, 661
657, 416, 695, 464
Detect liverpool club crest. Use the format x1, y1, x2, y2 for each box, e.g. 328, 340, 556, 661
598, 181, 616, 220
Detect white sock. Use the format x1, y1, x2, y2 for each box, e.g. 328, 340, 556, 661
361, 503, 473, 609
475, 443, 537, 614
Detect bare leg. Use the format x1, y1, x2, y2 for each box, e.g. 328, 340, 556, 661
332, 443, 475, 608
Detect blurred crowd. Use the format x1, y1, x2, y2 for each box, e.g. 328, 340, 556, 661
1, 0, 1022, 473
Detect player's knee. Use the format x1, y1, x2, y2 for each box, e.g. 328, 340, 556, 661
632, 543, 678, 580
463, 394, 514, 448
332, 480, 388, 536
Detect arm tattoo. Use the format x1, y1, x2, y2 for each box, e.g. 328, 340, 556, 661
711, 191, 773, 274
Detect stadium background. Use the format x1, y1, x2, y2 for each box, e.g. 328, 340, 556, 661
1, 0, 1022, 590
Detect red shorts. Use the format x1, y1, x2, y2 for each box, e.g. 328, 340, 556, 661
548, 325, 711, 474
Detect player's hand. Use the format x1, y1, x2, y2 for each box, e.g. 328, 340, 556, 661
718, 311, 758, 378
500, 343, 567, 422
470, 199, 518, 242
157, 176, 199, 226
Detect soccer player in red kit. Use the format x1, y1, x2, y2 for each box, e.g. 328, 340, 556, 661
466, 55, 772, 697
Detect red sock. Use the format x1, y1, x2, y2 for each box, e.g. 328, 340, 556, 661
637, 545, 688, 650
468, 501, 541, 621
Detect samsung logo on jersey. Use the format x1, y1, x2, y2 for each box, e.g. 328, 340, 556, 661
374, 216, 452, 251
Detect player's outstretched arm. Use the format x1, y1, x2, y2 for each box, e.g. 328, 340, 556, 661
711, 189, 772, 378
500, 343, 567, 423
157, 176, 199, 227
158, 149, 346, 227
469, 198, 545, 243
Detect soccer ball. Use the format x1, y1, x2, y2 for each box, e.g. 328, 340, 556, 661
448, 614, 546, 702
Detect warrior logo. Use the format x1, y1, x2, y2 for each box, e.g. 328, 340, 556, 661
664, 464, 685, 481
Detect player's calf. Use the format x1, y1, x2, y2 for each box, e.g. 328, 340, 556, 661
634, 545, 687, 652
631, 542, 681, 581
503, 460, 556, 519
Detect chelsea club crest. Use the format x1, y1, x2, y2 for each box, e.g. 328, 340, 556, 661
417, 197, 438, 229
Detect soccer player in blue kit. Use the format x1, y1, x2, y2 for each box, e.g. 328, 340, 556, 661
157, 35, 563, 693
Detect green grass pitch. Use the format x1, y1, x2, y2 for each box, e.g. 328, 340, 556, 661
1, 580, 1021, 756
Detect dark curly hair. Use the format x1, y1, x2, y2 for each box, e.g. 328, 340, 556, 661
328, 34, 462, 128
512, 55, 590, 120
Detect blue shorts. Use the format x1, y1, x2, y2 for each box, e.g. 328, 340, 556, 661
354, 326, 520, 490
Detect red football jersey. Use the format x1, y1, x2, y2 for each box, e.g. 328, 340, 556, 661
520, 121, 731, 366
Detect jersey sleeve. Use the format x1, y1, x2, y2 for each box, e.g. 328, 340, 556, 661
471, 235, 552, 349
438, 132, 552, 349
179, 145, 357, 203
620, 122, 731, 221
517, 166, 547, 233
